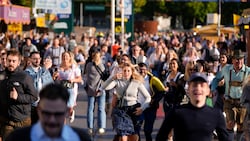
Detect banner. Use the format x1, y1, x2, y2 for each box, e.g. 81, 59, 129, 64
0, 5, 30, 24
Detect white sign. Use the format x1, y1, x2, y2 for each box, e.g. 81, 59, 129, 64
207, 13, 218, 24
124, 0, 132, 16
34, 0, 71, 14
53, 22, 68, 29
116, 0, 132, 16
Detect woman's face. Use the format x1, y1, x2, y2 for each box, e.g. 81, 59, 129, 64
220, 55, 227, 64
187, 65, 196, 75
170, 60, 178, 71
123, 66, 132, 80
62, 53, 71, 63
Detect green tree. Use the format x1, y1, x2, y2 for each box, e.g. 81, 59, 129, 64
185, 2, 217, 28
11, 0, 32, 7
134, 0, 147, 13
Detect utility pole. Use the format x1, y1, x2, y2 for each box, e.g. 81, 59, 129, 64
121, 0, 125, 48
111, 0, 115, 45
80, 2, 83, 27
218, 0, 222, 36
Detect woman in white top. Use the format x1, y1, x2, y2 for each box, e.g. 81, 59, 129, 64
53, 51, 82, 123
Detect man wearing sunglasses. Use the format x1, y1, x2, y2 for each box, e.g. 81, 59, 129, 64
138, 62, 167, 141
6, 83, 91, 141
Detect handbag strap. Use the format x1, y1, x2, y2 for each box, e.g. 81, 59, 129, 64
118, 79, 132, 107
93, 62, 104, 78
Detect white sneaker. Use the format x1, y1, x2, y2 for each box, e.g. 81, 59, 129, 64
69, 110, 75, 123
98, 128, 105, 134
88, 128, 93, 134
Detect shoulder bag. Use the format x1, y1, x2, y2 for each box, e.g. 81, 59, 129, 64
94, 63, 109, 81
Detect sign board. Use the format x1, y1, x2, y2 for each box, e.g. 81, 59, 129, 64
0, 5, 30, 24
207, 13, 218, 24
116, 0, 132, 16
34, 0, 72, 14
36, 16, 46, 27
7, 23, 22, 32
53, 14, 73, 35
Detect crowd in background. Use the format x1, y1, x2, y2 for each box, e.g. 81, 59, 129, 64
0, 29, 248, 141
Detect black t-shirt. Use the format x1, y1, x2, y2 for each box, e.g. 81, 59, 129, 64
156, 103, 230, 141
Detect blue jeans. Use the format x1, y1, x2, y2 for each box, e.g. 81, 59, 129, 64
87, 91, 106, 129
67, 88, 75, 108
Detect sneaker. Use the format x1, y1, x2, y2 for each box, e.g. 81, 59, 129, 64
98, 128, 105, 134
88, 128, 93, 135
69, 110, 75, 123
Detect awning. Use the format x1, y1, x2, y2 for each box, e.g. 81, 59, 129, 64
0, 4, 30, 25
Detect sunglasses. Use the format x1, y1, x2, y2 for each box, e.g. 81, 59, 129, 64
189, 68, 197, 72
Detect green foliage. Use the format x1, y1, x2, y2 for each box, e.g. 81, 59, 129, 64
186, 2, 217, 23
12, 0, 32, 7
157, 0, 167, 13
134, 0, 146, 13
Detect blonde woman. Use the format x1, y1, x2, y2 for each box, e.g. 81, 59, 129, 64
182, 47, 200, 66
53, 51, 82, 123
101, 63, 151, 141
184, 60, 197, 94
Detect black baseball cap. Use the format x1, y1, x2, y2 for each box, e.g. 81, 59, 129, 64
188, 72, 208, 83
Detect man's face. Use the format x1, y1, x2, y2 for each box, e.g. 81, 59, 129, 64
1, 54, 7, 68
7, 55, 20, 72
188, 81, 210, 104
26, 39, 31, 46
37, 98, 68, 138
121, 56, 130, 64
30, 53, 41, 67
132, 46, 140, 56
232, 58, 244, 71
53, 39, 60, 46
139, 66, 148, 77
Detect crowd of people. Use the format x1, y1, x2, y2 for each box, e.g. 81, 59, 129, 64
0, 30, 249, 141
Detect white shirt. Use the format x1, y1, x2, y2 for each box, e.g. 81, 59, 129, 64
31, 122, 80, 141
138, 75, 150, 104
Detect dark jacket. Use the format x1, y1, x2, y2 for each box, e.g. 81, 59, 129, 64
0, 68, 38, 122
5, 126, 91, 141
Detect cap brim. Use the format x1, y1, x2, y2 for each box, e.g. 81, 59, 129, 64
188, 72, 209, 83
189, 77, 208, 83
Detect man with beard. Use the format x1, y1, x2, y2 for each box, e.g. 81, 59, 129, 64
0, 50, 38, 141
5, 83, 91, 141
211, 49, 250, 140
25, 51, 54, 124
